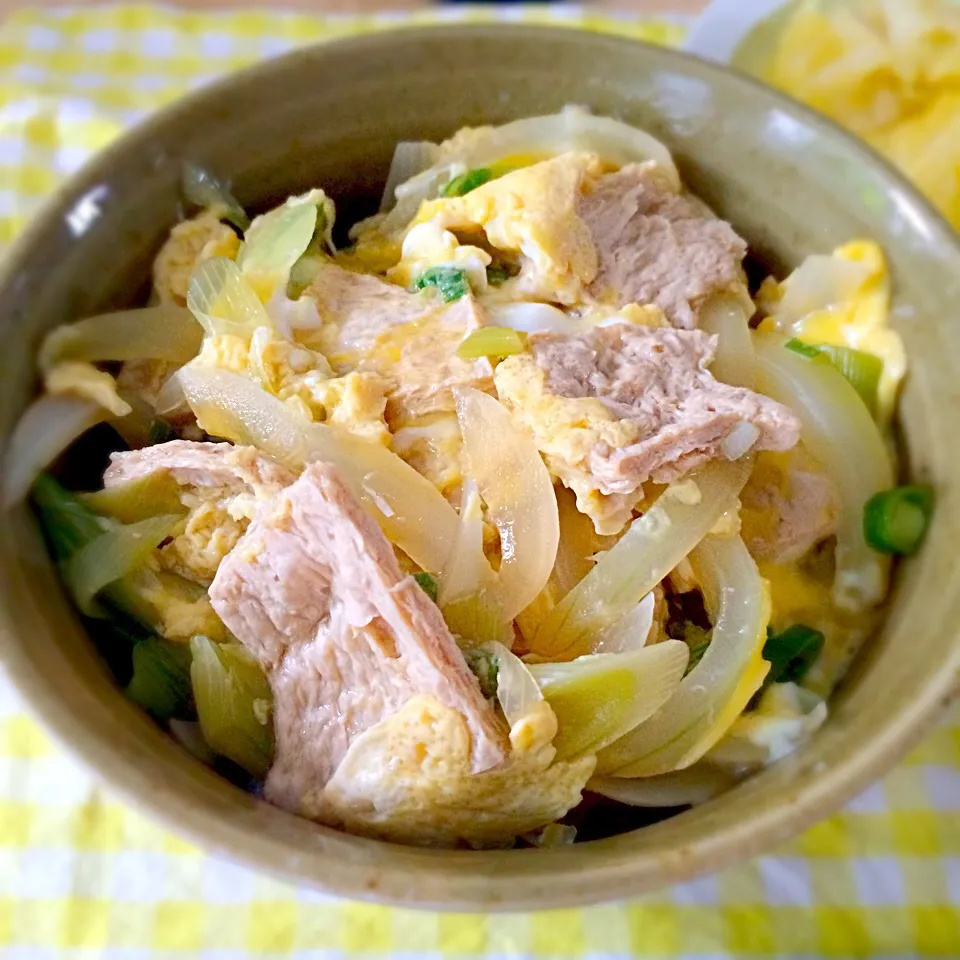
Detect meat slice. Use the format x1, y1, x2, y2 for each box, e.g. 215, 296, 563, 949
579, 163, 748, 329
208, 463, 507, 818
495, 324, 801, 534
105, 439, 295, 493
304, 262, 493, 423
104, 440, 296, 584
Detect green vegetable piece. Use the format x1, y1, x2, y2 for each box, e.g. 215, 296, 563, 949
413, 571, 439, 603
181, 163, 250, 230
457, 326, 527, 360
863, 484, 935, 556
32, 473, 106, 562
443, 591, 503, 646
126, 637, 194, 720
80, 473, 188, 525
148, 419, 175, 445
415, 266, 470, 303
785, 338, 883, 414
463, 648, 500, 700
441, 167, 494, 198
762, 623, 825, 684
190, 635, 274, 778
485, 264, 512, 287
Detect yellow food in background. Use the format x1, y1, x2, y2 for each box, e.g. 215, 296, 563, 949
757, 0, 960, 227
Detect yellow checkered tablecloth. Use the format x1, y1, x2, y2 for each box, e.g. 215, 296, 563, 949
0, 4, 957, 957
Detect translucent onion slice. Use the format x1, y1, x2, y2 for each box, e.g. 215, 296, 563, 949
374, 107, 680, 235
596, 535, 771, 778
699, 295, 756, 388
237, 199, 317, 301
177, 365, 459, 572
485, 302, 580, 335
754, 334, 893, 610
61, 513, 182, 615
190, 635, 274, 778
38, 306, 203, 372
187, 257, 270, 338
181, 163, 249, 230
529, 639, 689, 760
437, 480, 494, 605
2, 394, 106, 507
455, 387, 560, 621
589, 766, 735, 807
379, 140, 442, 213
592, 591, 656, 654
530, 459, 752, 660
486, 641, 544, 729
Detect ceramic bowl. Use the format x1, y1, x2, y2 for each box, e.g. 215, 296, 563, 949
0, 26, 957, 910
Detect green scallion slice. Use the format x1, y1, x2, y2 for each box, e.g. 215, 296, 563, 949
415, 266, 469, 303
413, 571, 439, 603
863, 484, 934, 556
441, 167, 494, 198
762, 623, 825, 684
785, 338, 882, 415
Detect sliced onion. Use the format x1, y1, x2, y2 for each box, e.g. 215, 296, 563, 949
528, 639, 689, 760
485, 302, 580, 335
371, 106, 680, 236
530, 459, 752, 660
720, 421, 760, 460
62, 513, 183, 615
187, 256, 269, 338
592, 591, 656, 654
455, 387, 560, 621
754, 334, 893, 610
181, 163, 249, 230
699, 295, 756, 388
38, 307, 202, 372
486, 641, 544, 729
2, 394, 105, 507
438, 480, 497, 605
772, 254, 871, 328
589, 766, 735, 807
379, 140, 442, 212
237, 198, 318, 302
596, 535, 771, 777
177, 364, 459, 572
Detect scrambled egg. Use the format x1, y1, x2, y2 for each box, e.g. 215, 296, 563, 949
137, 569, 230, 643
495, 354, 643, 534
196, 329, 390, 444
759, 241, 904, 424
153, 211, 241, 305
411, 153, 602, 304
45, 361, 131, 418
387, 222, 491, 291
320, 695, 594, 847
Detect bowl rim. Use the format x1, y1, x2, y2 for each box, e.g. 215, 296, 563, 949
1, 23, 958, 911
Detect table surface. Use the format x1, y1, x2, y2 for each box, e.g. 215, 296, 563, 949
2, 0, 709, 15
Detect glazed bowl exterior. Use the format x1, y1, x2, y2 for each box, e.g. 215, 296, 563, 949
0, 26, 957, 910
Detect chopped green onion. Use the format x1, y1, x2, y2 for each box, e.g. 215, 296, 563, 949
457, 326, 527, 360
441, 168, 494, 198
785, 339, 882, 414
126, 637, 193, 720
190, 635, 274, 778
415, 266, 470, 302
413, 571, 439, 602
485, 264, 512, 287
762, 623, 825, 684
683, 627, 712, 676
463, 647, 499, 700
181, 163, 249, 231
863, 484, 934, 556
